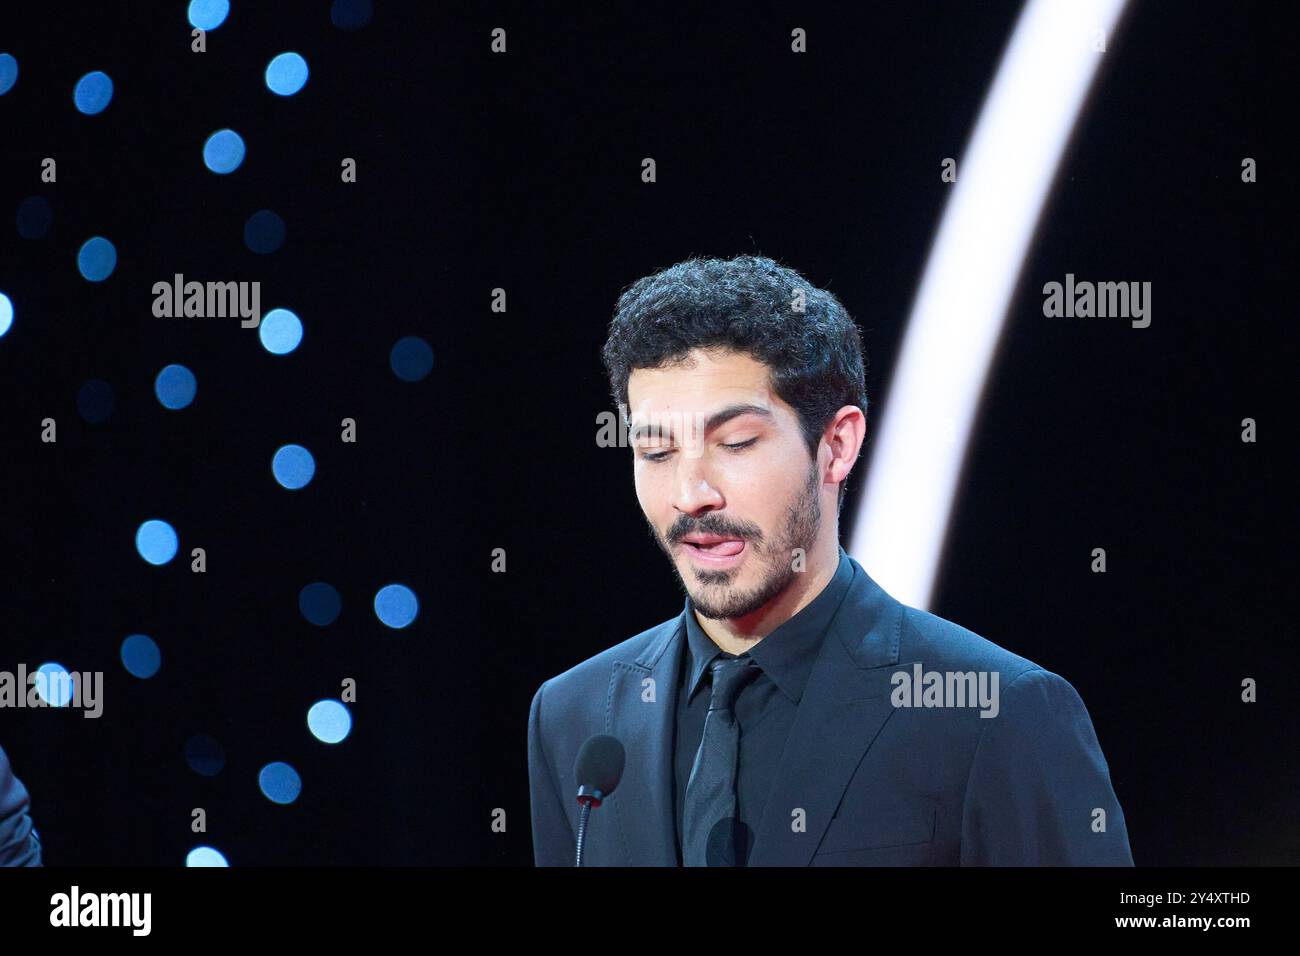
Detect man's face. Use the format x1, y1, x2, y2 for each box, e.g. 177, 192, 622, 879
627, 347, 824, 620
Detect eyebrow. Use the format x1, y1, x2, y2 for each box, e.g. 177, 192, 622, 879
628, 403, 775, 443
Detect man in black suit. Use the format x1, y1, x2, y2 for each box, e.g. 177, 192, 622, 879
528, 254, 1133, 866
0, 743, 41, 866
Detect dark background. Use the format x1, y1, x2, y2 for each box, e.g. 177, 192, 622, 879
0, 1, 1294, 866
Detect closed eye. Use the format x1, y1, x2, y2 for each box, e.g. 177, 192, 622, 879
639, 438, 758, 463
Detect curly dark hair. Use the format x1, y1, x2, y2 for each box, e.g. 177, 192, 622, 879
601, 254, 868, 514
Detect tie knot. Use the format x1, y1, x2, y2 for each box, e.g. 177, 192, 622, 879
707, 655, 758, 712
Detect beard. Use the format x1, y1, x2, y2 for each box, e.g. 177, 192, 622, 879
649, 456, 822, 621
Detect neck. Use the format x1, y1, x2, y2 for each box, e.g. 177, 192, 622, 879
693, 536, 841, 656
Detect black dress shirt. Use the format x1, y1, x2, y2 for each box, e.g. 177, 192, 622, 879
672, 545, 856, 865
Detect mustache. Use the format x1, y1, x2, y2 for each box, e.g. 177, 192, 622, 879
666, 521, 757, 545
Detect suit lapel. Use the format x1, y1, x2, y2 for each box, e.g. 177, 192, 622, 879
605, 617, 686, 866
747, 561, 907, 866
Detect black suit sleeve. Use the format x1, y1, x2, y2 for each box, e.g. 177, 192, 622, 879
527, 680, 576, 866
0, 743, 42, 867
959, 667, 1134, 865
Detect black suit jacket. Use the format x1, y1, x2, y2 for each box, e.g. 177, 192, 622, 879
528, 553, 1133, 865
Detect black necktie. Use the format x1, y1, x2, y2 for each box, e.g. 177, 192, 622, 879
682, 654, 760, 866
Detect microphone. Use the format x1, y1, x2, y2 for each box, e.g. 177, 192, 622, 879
573, 734, 625, 867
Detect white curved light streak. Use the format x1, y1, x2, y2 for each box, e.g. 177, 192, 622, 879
850, 0, 1130, 609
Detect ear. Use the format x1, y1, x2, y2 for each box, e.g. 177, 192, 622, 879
824, 405, 866, 487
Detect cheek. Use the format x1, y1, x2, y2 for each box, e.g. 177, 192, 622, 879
720, 446, 783, 494
731, 448, 802, 521
634, 466, 679, 538
632, 465, 657, 514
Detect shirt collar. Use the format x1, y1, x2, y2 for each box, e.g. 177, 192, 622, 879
683, 545, 857, 705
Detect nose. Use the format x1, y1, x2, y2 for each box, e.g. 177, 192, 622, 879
670, 456, 724, 519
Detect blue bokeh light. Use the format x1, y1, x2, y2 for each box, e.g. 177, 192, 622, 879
0, 293, 12, 338
203, 129, 246, 174
374, 584, 419, 629
244, 208, 286, 254
34, 663, 74, 707
266, 52, 309, 96
155, 363, 197, 410
187, 0, 230, 31
272, 444, 315, 489
259, 762, 302, 805
307, 700, 352, 744
390, 335, 434, 382
16, 196, 52, 239
77, 236, 117, 281
299, 582, 341, 626
185, 735, 225, 776
259, 308, 303, 355
121, 634, 161, 679
0, 54, 17, 95
136, 519, 179, 565
186, 846, 229, 867
73, 71, 113, 114
331, 0, 373, 30
77, 378, 114, 423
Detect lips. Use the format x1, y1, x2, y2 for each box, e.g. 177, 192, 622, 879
681, 535, 745, 557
